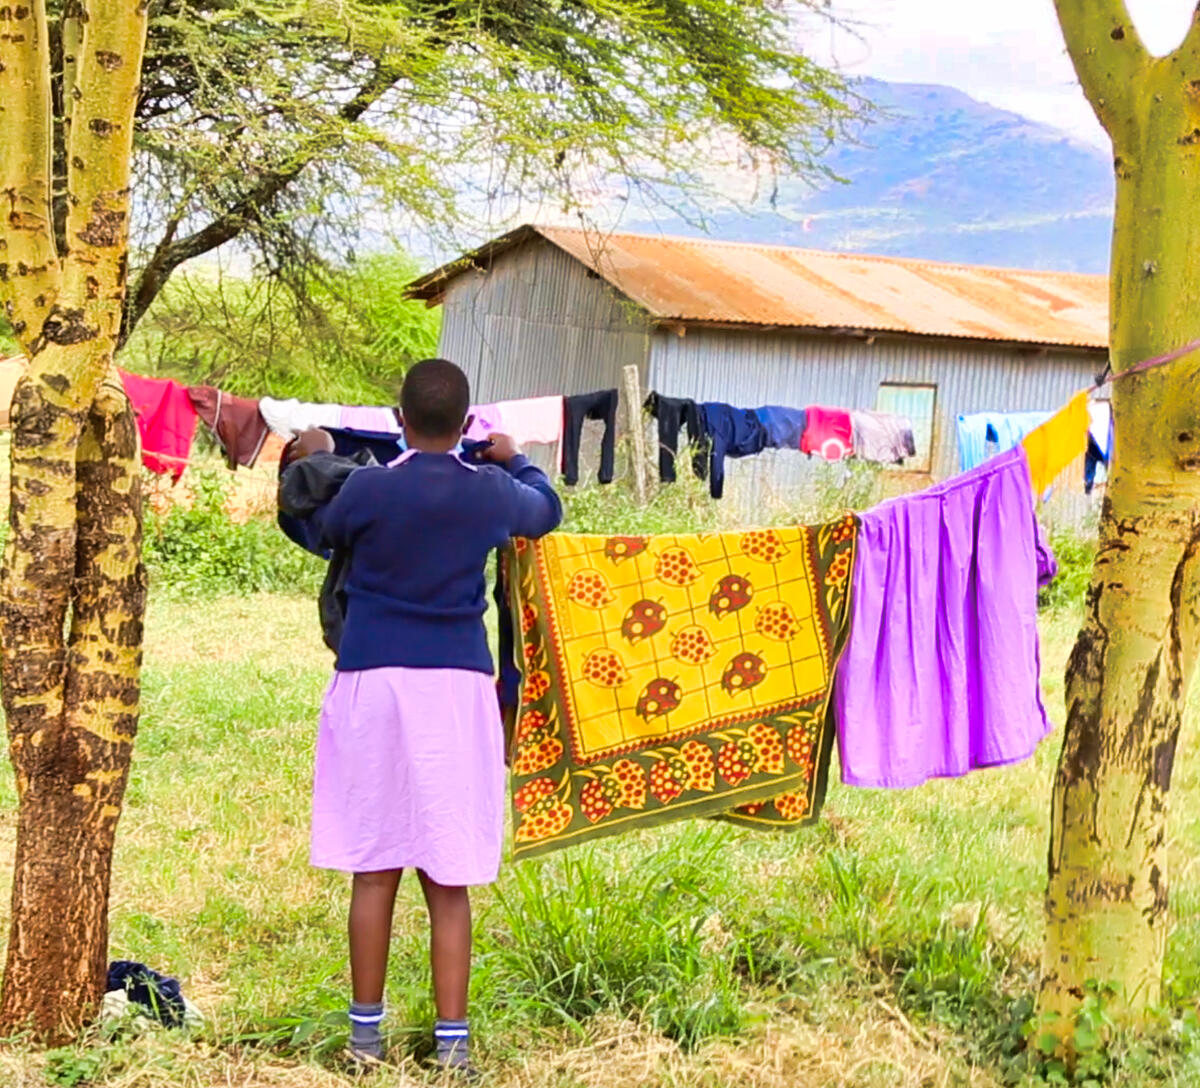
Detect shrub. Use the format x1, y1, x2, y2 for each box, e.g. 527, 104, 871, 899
1039, 528, 1097, 614
143, 471, 323, 597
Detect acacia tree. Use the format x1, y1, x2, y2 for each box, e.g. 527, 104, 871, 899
1042, 2, 1200, 1025
0, 0, 149, 1041
0, 0, 857, 1042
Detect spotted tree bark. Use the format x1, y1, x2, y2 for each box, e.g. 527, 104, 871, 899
1042, 1, 1200, 1027
0, 0, 148, 1041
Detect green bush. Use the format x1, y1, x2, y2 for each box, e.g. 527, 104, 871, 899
1039, 528, 1097, 614
143, 472, 323, 597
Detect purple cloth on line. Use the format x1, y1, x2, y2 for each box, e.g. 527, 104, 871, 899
339, 405, 401, 433
834, 445, 1054, 789
464, 404, 503, 441
311, 666, 505, 884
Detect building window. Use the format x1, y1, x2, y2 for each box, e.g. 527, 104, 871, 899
876, 382, 937, 473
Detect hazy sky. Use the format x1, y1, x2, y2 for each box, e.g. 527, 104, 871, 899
811, 1, 1197, 147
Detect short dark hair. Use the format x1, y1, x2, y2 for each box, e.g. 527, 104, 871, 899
400, 358, 470, 437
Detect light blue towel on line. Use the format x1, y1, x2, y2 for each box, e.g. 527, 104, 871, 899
956, 411, 1053, 473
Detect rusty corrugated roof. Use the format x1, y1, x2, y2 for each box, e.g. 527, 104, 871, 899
406, 224, 1109, 351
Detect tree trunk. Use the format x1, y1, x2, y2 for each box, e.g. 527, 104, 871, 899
0, 373, 146, 1040
0, 0, 149, 1040
1041, 61, 1200, 1022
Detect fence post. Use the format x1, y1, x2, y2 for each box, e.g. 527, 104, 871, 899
623, 363, 647, 505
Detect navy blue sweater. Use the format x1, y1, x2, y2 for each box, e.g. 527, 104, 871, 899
309, 450, 562, 673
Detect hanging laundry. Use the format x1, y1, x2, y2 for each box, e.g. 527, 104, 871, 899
502, 521, 858, 858
463, 403, 504, 442
187, 386, 270, 470
258, 396, 343, 438
833, 445, 1054, 790
1022, 391, 1090, 496
339, 405, 402, 433
955, 414, 991, 474
644, 392, 707, 483
1084, 401, 1113, 495
699, 402, 768, 499
956, 410, 1051, 472
801, 406, 853, 461
324, 426, 404, 466
1088, 401, 1112, 459
754, 405, 807, 450
119, 371, 198, 481
562, 389, 619, 485
462, 396, 563, 451
850, 410, 916, 464
496, 396, 564, 446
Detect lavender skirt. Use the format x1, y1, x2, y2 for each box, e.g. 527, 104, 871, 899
310, 667, 506, 886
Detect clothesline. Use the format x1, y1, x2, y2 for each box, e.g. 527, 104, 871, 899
1095, 336, 1200, 387
117, 342, 1169, 499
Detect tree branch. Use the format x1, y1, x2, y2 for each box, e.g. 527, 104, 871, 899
48, 0, 148, 385
1054, 0, 1151, 143
0, 0, 61, 355
120, 61, 400, 344
1175, 3, 1200, 78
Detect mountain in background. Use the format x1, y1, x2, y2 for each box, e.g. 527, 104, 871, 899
620, 79, 1115, 275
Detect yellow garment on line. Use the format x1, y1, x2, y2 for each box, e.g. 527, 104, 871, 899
503, 522, 857, 859
1022, 390, 1090, 496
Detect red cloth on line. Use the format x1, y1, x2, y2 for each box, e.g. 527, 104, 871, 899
801, 406, 853, 462
119, 370, 199, 481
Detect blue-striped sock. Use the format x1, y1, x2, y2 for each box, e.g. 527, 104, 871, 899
348, 1001, 384, 1059
434, 1018, 470, 1067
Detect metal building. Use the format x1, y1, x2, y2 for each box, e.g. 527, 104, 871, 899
407, 225, 1108, 505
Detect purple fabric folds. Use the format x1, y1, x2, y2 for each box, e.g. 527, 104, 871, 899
834, 445, 1054, 789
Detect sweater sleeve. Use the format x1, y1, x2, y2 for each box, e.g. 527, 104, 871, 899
501, 454, 563, 539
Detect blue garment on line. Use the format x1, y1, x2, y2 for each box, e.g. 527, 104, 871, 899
754, 406, 807, 450
956, 411, 1052, 472
699, 402, 769, 499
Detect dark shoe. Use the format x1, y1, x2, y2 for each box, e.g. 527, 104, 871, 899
430, 1046, 479, 1081
345, 1040, 385, 1067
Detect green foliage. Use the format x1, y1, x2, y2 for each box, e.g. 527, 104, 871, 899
1040, 528, 1098, 614
143, 472, 323, 597
123, 0, 864, 339
483, 837, 746, 1048
122, 253, 439, 405
43, 1048, 108, 1088
0, 314, 16, 357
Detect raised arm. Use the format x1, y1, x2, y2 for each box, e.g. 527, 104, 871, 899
1053, 0, 1150, 146
501, 455, 563, 540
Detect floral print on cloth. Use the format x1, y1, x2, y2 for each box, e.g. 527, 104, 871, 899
503, 520, 857, 859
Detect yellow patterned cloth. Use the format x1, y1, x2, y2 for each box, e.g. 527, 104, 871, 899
503, 520, 857, 859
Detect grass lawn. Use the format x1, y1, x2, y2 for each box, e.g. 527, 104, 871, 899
1, 595, 1198, 1087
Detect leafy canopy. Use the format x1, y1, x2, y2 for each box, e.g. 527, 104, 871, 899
117, 0, 858, 340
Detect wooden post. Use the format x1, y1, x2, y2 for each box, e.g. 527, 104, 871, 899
623, 364, 647, 504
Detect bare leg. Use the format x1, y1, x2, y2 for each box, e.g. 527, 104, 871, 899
417, 870, 471, 1020
349, 869, 403, 1004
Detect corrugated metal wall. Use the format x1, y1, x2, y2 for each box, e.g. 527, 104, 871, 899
437, 240, 651, 401
647, 327, 1104, 514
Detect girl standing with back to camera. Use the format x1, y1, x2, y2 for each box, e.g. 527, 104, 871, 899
293, 358, 562, 1074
